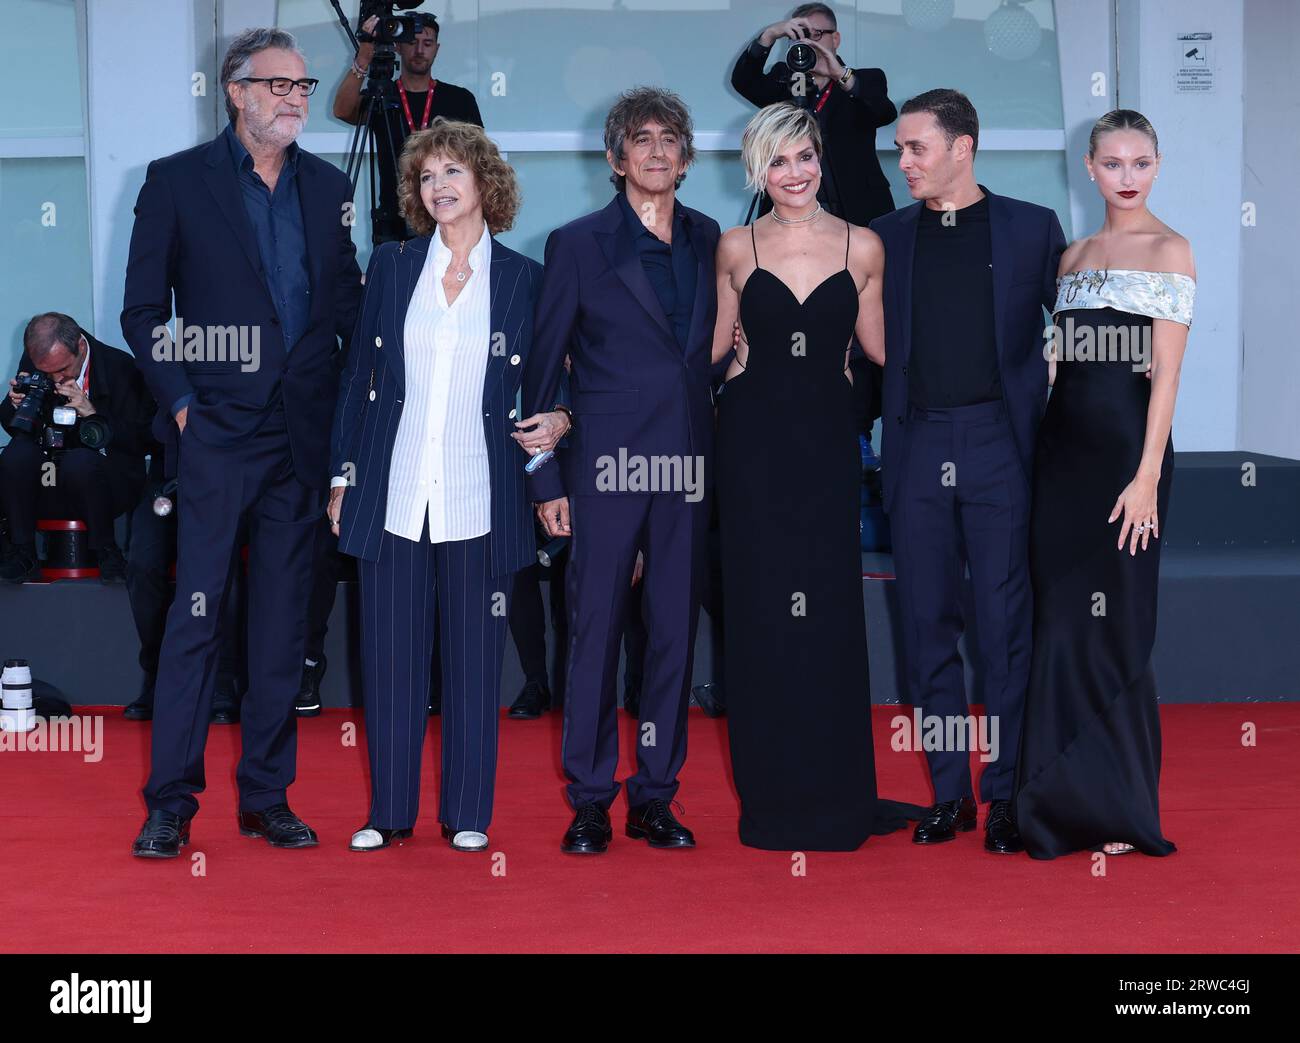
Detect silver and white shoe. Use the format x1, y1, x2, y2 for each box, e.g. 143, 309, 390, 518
441, 825, 489, 852
349, 825, 413, 851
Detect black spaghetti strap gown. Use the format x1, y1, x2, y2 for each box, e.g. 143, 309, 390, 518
717, 222, 921, 851
1013, 268, 1194, 859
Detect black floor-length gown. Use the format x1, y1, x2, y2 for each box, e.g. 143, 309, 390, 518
717, 223, 920, 851
1014, 268, 1195, 859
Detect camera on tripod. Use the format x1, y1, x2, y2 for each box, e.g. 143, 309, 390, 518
357, 0, 433, 46
9, 372, 113, 452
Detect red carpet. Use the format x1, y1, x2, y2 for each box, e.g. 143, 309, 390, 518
1, 704, 1295, 953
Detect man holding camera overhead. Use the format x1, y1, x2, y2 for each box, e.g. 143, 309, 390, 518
732, 3, 897, 228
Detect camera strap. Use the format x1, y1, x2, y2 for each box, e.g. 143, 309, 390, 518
398, 80, 437, 132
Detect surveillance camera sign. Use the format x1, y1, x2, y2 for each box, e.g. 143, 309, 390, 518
1176, 32, 1213, 93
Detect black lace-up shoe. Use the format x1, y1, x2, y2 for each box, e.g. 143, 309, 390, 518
626, 798, 696, 848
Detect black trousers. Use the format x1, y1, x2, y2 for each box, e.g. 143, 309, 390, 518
125, 478, 244, 686
144, 409, 320, 816
0, 437, 136, 549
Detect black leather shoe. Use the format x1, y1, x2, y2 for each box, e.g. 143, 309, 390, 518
0, 542, 40, 583
238, 803, 319, 848
561, 803, 612, 854
912, 796, 978, 844
123, 673, 155, 721
507, 679, 550, 719
622, 681, 641, 718
984, 799, 1024, 854
211, 681, 240, 725
691, 682, 726, 717
132, 810, 191, 858
97, 542, 127, 584
627, 798, 696, 848
295, 656, 324, 717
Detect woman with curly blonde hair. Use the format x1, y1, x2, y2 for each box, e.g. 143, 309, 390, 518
329, 118, 568, 854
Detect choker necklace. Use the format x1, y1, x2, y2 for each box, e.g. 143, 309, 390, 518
772, 203, 822, 225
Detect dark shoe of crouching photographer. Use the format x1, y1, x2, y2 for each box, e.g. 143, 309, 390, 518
0, 312, 154, 584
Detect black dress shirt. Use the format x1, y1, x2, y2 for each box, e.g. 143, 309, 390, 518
617, 191, 698, 351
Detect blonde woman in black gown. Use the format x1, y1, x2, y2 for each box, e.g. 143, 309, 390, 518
712, 104, 920, 850
1013, 110, 1194, 859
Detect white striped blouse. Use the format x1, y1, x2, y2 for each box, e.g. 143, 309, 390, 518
384, 222, 493, 544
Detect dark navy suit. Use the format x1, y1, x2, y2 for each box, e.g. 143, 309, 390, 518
524, 195, 720, 810
331, 235, 539, 832
121, 131, 361, 818
871, 187, 1064, 803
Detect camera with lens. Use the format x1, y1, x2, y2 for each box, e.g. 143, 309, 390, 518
358, 0, 433, 45
9, 371, 113, 452
787, 26, 817, 75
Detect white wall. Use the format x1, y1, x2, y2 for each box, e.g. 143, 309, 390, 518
1239, 0, 1300, 460
85, 0, 218, 340
1116, 0, 1245, 452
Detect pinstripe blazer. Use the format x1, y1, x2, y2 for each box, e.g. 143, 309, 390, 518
330, 233, 542, 576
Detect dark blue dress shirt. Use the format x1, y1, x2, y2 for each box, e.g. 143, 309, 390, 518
225, 123, 311, 353
617, 191, 697, 351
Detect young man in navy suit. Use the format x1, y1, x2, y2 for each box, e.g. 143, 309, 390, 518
121, 28, 362, 857
525, 87, 721, 854
870, 89, 1065, 854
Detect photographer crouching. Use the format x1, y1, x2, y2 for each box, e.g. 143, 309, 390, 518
0, 312, 154, 583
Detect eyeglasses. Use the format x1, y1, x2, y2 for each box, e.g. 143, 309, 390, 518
801, 27, 834, 40
239, 76, 319, 96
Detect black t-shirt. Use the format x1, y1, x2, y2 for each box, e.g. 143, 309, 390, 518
366, 79, 484, 234
908, 195, 1002, 408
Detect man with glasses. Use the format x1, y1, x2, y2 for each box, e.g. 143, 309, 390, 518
732, 4, 898, 519
121, 27, 362, 858
733, 3, 897, 229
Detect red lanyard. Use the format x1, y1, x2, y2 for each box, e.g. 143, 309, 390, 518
397, 81, 437, 133
814, 82, 833, 113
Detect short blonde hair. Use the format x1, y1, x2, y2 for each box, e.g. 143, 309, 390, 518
740, 103, 822, 194
398, 118, 521, 235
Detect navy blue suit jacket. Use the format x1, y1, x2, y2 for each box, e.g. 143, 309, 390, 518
121, 133, 362, 487
330, 235, 541, 577
522, 195, 721, 502
870, 187, 1065, 512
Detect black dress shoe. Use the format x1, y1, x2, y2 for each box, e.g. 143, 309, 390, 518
622, 681, 641, 719
0, 542, 40, 583
349, 824, 414, 851
561, 803, 613, 854
912, 796, 978, 844
123, 673, 156, 721
691, 682, 726, 718
984, 799, 1024, 854
211, 682, 240, 725
237, 803, 319, 848
132, 810, 191, 858
507, 679, 550, 719
295, 656, 324, 717
97, 542, 127, 584
627, 798, 696, 848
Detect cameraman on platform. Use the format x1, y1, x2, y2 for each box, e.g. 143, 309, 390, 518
332, 8, 482, 242
0, 312, 153, 584
732, 3, 896, 228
